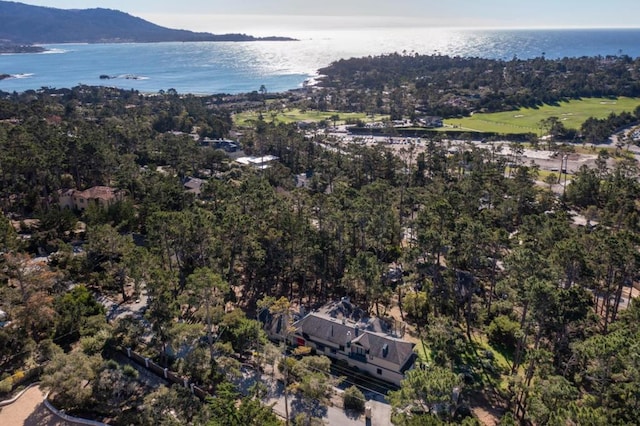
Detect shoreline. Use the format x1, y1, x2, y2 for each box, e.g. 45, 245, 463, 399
0, 44, 46, 54
3, 28, 640, 96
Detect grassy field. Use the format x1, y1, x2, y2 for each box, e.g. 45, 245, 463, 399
444, 97, 640, 135
234, 108, 388, 127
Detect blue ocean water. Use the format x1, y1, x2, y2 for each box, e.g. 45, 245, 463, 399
1, 28, 640, 95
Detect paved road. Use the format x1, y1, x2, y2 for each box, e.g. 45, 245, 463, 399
95, 287, 153, 345
0, 386, 69, 426
95, 287, 149, 324
324, 125, 637, 177
108, 350, 169, 389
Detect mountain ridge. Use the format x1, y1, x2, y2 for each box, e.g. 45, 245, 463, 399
0, 1, 295, 44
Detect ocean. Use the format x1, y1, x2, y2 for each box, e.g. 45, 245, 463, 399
1, 27, 640, 95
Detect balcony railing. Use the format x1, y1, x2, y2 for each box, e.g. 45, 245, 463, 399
348, 352, 368, 363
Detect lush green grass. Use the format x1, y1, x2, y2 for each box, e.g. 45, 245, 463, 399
416, 340, 433, 364
536, 169, 560, 180
444, 97, 640, 135
466, 333, 515, 391
234, 108, 389, 127
417, 332, 517, 393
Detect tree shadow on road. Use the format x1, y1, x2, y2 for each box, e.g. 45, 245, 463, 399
24, 403, 63, 426
344, 408, 363, 420
291, 396, 328, 420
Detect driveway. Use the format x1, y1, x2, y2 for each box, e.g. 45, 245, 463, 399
231, 366, 392, 426
96, 287, 149, 324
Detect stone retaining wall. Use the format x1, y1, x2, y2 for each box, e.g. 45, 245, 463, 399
43, 391, 110, 426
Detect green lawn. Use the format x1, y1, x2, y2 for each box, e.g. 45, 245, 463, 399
466, 333, 515, 391
234, 108, 389, 127
416, 340, 433, 364
444, 97, 640, 135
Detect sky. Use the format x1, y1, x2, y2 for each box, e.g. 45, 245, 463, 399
13, 1, 640, 33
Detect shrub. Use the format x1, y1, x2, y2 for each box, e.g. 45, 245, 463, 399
343, 385, 365, 413
122, 364, 139, 379
0, 377, 13, 395
12, 370, 25, 382
80, 336, 104, 355
487, 315, 520, 351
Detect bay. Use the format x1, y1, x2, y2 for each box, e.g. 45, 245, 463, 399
1, 27, 640, 95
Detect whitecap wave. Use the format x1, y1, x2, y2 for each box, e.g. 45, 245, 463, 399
117, 74, 149, 80
12, 73, 34, 79
40, 48, 67, 54
302, 74, 323, 87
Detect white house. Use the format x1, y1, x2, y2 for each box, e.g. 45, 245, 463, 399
235, 155, 279, 170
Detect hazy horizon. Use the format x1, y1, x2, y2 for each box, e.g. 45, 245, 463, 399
138, 14, 640, 39
12, 1, 640, 34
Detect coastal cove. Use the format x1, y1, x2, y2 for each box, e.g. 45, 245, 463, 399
2, 27, 640, 94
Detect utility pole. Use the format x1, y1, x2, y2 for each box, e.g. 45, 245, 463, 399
562, 155, 568, 197
284, 346, 289, 426
266, 297, 292, 425
204, 287, 214, 360
281, 330, 292, 426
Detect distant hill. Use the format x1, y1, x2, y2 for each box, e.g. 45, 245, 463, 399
0, 1, 294, 44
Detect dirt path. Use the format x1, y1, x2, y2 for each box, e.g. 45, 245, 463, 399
0, 386, 69, 426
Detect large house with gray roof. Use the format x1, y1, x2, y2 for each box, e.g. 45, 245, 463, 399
262, 297, 416, 386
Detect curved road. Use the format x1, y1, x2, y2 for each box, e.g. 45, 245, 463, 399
0, 385, 69, 426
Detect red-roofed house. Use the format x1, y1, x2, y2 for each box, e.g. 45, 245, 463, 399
59, 186, 125, 211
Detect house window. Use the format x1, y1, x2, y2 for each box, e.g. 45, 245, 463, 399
339, 345, 344, 351
377, 368, 382, 375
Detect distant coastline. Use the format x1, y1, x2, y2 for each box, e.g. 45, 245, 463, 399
3, 28, 640, 95
0, 37, 295, 51
0, 2, 296, 46
0, 44, 46, 54
0, 34, 297, 57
